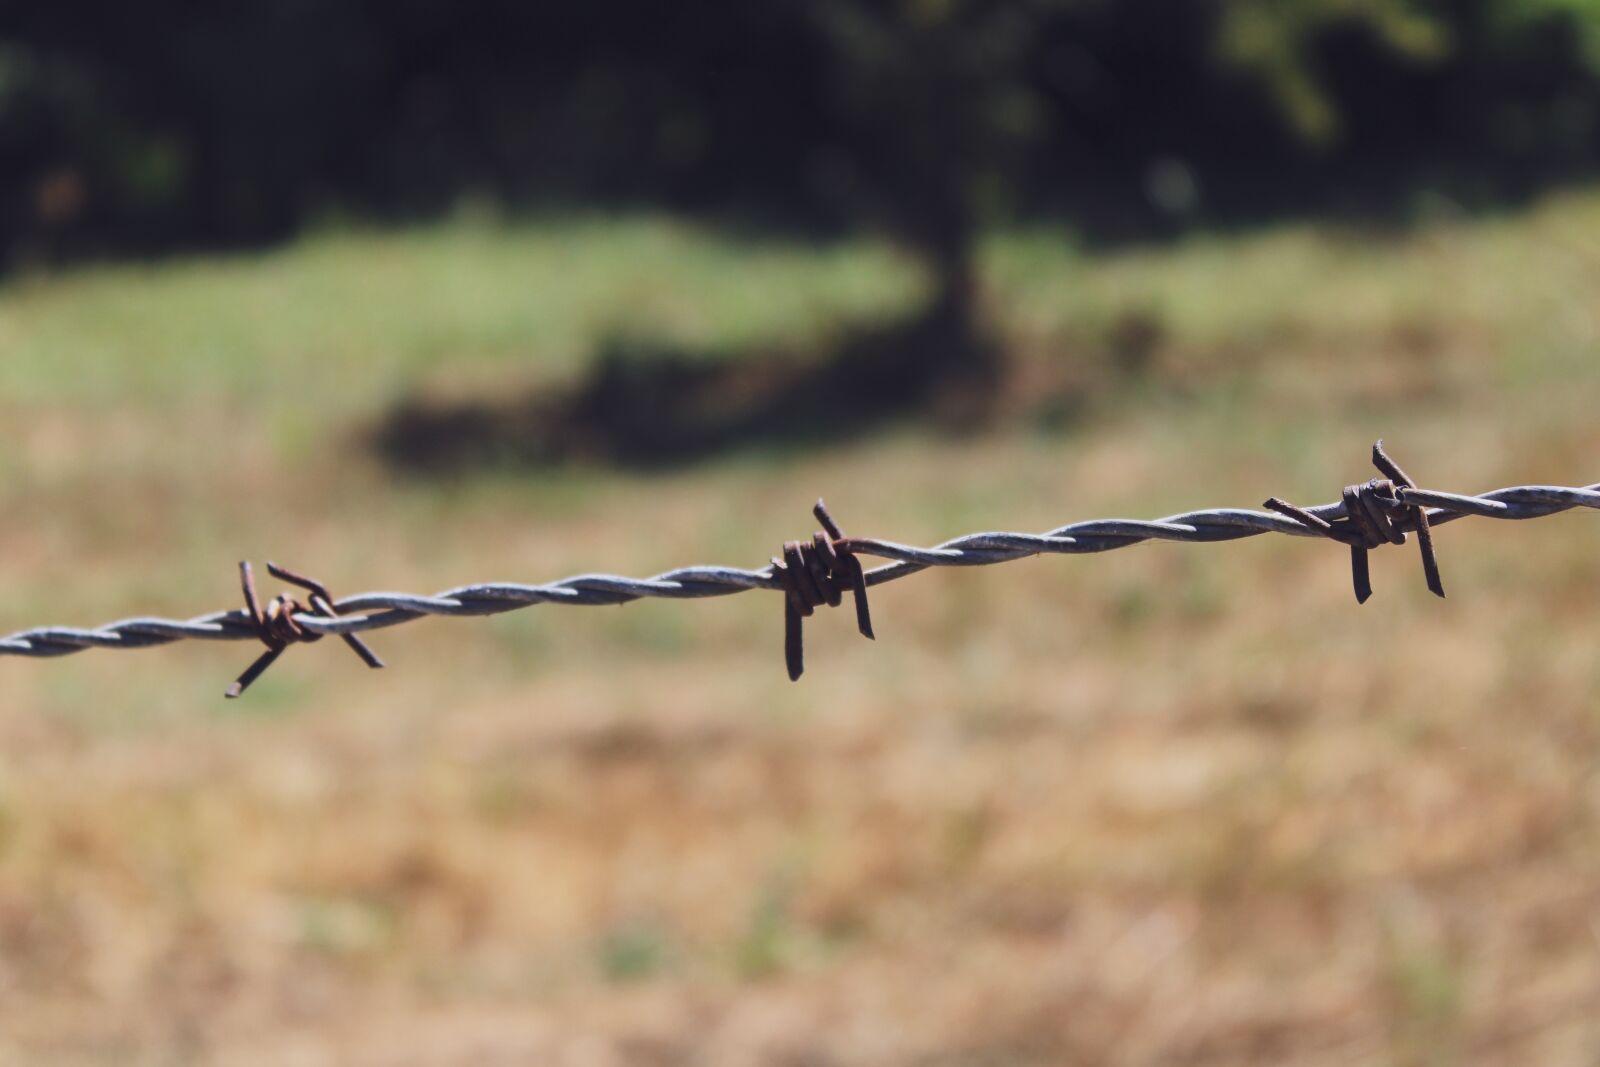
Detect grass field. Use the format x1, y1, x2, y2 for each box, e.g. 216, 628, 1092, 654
2, 193, 1600, 1065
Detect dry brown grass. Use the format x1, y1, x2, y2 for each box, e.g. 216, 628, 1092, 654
2, 197, 1599, 1065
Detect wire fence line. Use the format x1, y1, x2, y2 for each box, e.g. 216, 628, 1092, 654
2, 442, 1598, 693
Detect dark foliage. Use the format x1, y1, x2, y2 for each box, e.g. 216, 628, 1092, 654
4, 0, 1599, 266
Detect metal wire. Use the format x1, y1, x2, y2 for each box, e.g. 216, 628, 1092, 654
3, 443, 1599, 685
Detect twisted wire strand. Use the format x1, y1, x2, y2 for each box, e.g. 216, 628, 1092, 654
3, 479, 1598, 660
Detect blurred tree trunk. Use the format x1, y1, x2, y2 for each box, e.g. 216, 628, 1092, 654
922, 226, 1001, 399
808, 1, 1026, 417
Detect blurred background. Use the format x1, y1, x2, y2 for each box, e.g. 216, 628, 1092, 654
3, 1, 1600, 1063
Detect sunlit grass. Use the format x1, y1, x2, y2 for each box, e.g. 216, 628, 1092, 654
0, 213, 927, 408
985, 189, 1600, 356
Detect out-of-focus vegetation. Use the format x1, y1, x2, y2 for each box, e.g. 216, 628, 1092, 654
9, 0, 1600, 435
5, 0, 1600, 263
2, 189, 1599, 1064
0, 216, 925, 407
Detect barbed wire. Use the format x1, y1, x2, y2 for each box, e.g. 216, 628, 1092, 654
3, 441, 1598, 695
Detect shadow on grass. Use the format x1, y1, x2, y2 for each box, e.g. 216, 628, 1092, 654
372, 295, 1010, 473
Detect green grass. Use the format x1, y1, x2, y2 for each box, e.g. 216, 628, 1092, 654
0, 213, 927, 409
985, 192, 1600, 351
7, 189, 1599, 419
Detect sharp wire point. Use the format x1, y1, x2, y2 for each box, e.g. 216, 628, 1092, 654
222, 562, 384, 696
772, 502, 874, 678
1267, 443, 1450, 605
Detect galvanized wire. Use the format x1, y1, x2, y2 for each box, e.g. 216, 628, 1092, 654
3, 468, 1599, 665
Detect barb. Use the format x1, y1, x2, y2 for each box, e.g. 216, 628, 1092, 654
1264, 440, 1445, 603
227, 561, 384, 698
771, 500, 874, 681
3, 442, 1599, 692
